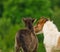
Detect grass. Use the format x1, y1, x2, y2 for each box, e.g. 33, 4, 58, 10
38, 42, 46, 52
36, 34, 45, 52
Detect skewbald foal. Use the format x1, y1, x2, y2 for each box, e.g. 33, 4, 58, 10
34, 17, 60, 52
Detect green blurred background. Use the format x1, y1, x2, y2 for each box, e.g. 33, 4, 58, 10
0, 0, 60, 52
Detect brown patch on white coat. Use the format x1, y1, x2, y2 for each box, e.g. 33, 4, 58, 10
34, 17, 49, 33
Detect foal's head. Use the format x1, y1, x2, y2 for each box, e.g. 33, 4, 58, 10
23, 18, 35, 31
34, 17, 49, 33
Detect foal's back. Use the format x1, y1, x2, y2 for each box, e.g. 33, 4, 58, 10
15, 18, 38, 52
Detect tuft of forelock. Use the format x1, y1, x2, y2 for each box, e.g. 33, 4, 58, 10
37, 17, 49, 25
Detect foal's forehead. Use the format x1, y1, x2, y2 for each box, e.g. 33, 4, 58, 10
38, 18, 48, 23
37, 18, 48, 24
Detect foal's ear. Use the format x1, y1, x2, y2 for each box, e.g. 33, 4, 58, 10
22, 18, 26, 22
32, 18, 36, 23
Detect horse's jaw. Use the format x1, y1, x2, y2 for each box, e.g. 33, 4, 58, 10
35, 30, 43, 35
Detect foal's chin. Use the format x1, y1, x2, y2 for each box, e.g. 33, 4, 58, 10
35, 30, 43, 35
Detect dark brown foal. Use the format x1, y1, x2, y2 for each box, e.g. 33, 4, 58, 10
15, 18, 38, 52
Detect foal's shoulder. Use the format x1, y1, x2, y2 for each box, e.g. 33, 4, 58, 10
16, 28, 31, 35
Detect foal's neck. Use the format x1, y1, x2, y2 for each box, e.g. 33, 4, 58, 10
25, 22, 33, 31
26, 24, 35, 35
27, 26, 34, 32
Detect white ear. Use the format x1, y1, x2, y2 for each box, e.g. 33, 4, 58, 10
51, 20, 53, 23
34, 19, 37, 23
